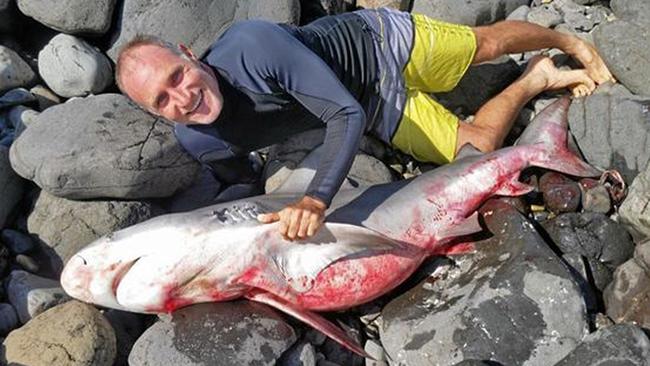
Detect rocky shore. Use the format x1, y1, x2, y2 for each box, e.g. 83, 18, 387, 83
0, 0, 649, 365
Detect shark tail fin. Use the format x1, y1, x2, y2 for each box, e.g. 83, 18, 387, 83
245, 291, 372, 359
517, 96, 601, 178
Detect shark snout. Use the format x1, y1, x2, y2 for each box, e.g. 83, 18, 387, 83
61, 255, 93, 302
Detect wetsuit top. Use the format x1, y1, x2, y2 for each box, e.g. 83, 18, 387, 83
174, 12, 379, 206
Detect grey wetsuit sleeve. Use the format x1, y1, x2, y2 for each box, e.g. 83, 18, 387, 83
243, 21, 366, 206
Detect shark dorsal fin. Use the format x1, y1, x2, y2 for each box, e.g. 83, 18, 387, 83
455, 143, 484, 160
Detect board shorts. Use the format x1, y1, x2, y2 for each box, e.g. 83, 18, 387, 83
391, 14, 477, 164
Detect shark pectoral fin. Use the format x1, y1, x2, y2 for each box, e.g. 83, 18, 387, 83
494, 174, 536, 196
436, 212, 483, 241
245, 290, 372, 359
273, 223, 401, 293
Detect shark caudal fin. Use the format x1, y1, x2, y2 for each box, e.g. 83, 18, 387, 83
517, 96, 601, 178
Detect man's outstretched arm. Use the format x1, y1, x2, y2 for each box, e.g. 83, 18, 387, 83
472, 20, 615, 85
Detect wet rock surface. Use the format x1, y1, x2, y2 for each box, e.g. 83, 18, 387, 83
129, 301, 296, 366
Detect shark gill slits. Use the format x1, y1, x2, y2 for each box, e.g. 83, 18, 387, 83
210, 204, 263, 224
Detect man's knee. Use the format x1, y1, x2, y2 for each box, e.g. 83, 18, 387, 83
471, 24, 503, 64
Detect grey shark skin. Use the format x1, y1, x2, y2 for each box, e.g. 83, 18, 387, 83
61, 97, 600, 356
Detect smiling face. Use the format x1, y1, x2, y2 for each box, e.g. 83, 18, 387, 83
117, 43, 223, 124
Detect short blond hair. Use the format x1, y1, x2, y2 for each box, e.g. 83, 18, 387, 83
114, 35, 184, 93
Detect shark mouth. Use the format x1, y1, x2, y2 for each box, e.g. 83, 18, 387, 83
111, 258, 140, 299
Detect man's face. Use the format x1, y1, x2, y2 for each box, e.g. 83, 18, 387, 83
119, 44, 223, 125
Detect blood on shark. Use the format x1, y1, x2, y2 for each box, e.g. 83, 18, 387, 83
61, 97, 602, 357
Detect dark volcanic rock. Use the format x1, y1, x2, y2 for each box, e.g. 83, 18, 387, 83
435, 56, 522, 117
568, 84, 650, 184
108, 0, 301, 61
9, 94, 200, 200
129, 301, 296, 366
554, 323, 650, 366
540, 212, 635, 292
604, 240, 650, 329
0, 145, 24, 230
539, 172, 581, 215
380, 199, 588, 366
412, 0, 530, 26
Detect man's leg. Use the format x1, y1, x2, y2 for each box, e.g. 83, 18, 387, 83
456, 56, 595, 153
455, 20, 615, 154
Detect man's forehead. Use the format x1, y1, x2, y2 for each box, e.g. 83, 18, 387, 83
119, 45, 178, 106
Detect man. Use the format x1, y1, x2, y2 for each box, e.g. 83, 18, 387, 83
115, 7, 614, 241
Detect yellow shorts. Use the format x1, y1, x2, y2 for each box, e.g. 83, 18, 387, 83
391, 14, 477, 164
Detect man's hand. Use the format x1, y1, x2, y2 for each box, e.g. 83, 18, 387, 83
257, 196, 327, 241
564, 37, 616, 85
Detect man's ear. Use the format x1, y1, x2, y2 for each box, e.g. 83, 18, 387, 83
178, 44, 198, 61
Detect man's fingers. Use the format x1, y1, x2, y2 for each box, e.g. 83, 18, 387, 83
297, 211, 311, 239
307, 213, 323, 237
257, 212, 280, 223
286, 209, 302, 240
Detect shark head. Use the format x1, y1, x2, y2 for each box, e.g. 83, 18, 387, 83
60, 230, 152, 311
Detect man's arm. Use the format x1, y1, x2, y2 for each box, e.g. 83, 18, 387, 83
472, 20, 615, 85
234, 21, 366, 240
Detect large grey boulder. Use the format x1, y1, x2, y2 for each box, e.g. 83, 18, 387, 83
108, 0, 301, 61
38, 34, 113, 98
16, 0, 117, 34
412, 0, 529, 26
380, 199, 588, 366
26, 190, 161, 275
0, 146, 24, 230
0, 46, 36, 93
610, 0, 650, 29
568, 84, 650, 184
620, 164, 650, 243
9, 94, 200, 199
2, 301, 116, 366
129, 301, 296, 366
593, 20, 650, 96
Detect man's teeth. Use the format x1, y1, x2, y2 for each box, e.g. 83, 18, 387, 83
189, 90, 202, 114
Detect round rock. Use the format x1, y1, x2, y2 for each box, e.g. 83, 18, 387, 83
16, 0, 116, 34
38, 33, 113, 98
2, 300, 116, 366
9, 93, 200, 199
129, 301, 296, 366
